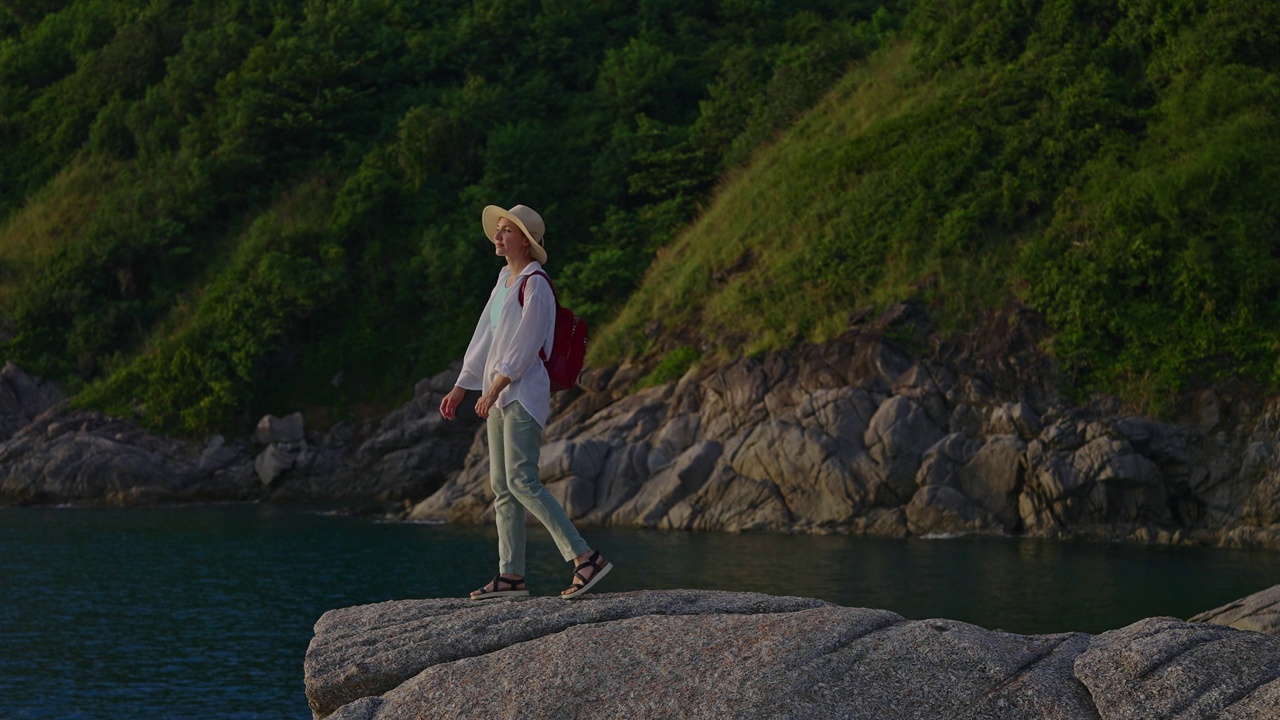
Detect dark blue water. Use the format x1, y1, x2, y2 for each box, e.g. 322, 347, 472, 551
2, 504, 1278, 719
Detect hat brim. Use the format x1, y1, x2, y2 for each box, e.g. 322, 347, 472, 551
483, 205, 547, 264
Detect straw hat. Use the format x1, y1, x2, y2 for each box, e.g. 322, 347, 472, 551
483, 204, 547, 264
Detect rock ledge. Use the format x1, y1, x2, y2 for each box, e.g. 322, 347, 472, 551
304, 587, 1280, 720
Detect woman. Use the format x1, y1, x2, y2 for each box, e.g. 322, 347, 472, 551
438, 204, 613, 600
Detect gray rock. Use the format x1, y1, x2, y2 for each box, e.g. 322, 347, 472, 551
948, 402, 985, 438
957, 434, 1025, 530
306, 587, 1280, 720
1244, 471, 1280, 526
587, 442, 649, 522
247, 412, 362, 495
0, 407, 253, 504
645, 411, 701, 474
988, 401, 1042, 439
255, 441, 301, 486
793, 387, 878, 450
1189, 584, 1280, 635
339, 361, 483, 503
0, 362, 63, 441
198, 435, 242, 475
255, 412, 305, 445
661, 463, 791, 532
564, 387, 669, 444
730, 421, 865, 525
892, 363, 951, 429
404, 430, 492, 523
537, 438, 616, 520
699, 359, 773, 436
1020, 431, 1173, 535
610, 440, 723, 527
401, 331, 1280, 548
1038, 418, 1084, 452
864, 396, 945, 505
544, 472, 595, 518
915, 432, 981, 488
905, 484, 996, 534
305, 590, 829, 719
539, 438, 611, 487
1074, 616, 1280, 719
6, 309, 1280, 553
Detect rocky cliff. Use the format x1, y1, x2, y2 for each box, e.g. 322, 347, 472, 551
409, 306, 1280, 550
3, 304, 1279, 550
0, 362, 481, 507
303, 584, 1280, 720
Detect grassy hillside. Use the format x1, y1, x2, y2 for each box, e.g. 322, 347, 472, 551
0, 0, 902, 435
596, 0, 1280, 415
1, 0, 1276, 436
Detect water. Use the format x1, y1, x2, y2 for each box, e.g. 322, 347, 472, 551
2, 504, 1278, 719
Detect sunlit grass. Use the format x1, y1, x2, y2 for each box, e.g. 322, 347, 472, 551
0, 157, 121, 309
592, 41, 1008, 366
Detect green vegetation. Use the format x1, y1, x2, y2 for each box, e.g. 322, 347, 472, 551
596, 0, 1280, 415
635, 345, 701, 391
1, 0, 1277, 435
0, 0, 901, 434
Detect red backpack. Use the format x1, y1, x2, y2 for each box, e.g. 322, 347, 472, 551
518, 270, 588, 391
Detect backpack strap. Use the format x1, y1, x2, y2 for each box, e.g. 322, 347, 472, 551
517, 269, 556, 362
517, 270, 557, 306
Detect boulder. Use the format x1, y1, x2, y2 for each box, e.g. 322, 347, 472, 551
609, 440, 723, 527
1243, 471, 1280, 526
905, 484, 997, 535
404, 430, 493, 524
255, 412, 305, 445
948, 402, 984, 438
255, 441, 301, 486
0, 407, 256, 504
0, 362, 63, 441
987, 401, 1042, 439
915, 432, 982, 488
585, 442, 649, 522
337, 361, 482, 503
304, 591, 827, 720
792, 386, 878, 450
730, 421, 864, 526
305, 587, 1280, 720
1189, 584, 1280, 635
198, 435, 243, 475
1075, 616, 1280, 718
661, 462, 792, 533
956, 434, 1025, 530
863, 396, 945, 505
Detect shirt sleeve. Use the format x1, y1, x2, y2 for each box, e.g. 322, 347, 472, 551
493, 273, 554, 382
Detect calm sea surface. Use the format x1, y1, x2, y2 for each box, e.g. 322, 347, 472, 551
2, 503, 1278, 719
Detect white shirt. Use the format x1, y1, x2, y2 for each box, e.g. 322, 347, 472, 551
455, 262, 555, 427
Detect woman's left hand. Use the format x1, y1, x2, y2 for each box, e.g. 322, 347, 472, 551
475, 390, 498, 419
476, 374, 511, 419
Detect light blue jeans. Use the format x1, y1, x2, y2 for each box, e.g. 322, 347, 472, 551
488, 401, 590, 576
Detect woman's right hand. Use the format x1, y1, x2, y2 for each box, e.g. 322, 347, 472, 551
439, 386, 466, 421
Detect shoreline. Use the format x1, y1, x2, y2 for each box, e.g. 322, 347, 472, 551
4, 310, 1280, 551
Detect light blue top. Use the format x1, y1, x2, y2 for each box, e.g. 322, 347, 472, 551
491, 280, 513, 328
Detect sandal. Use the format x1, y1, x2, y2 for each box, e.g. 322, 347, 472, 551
561, 550, 613, 599
470, 575, 529, 601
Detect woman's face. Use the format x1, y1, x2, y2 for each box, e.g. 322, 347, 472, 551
492, 219, 530, 260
